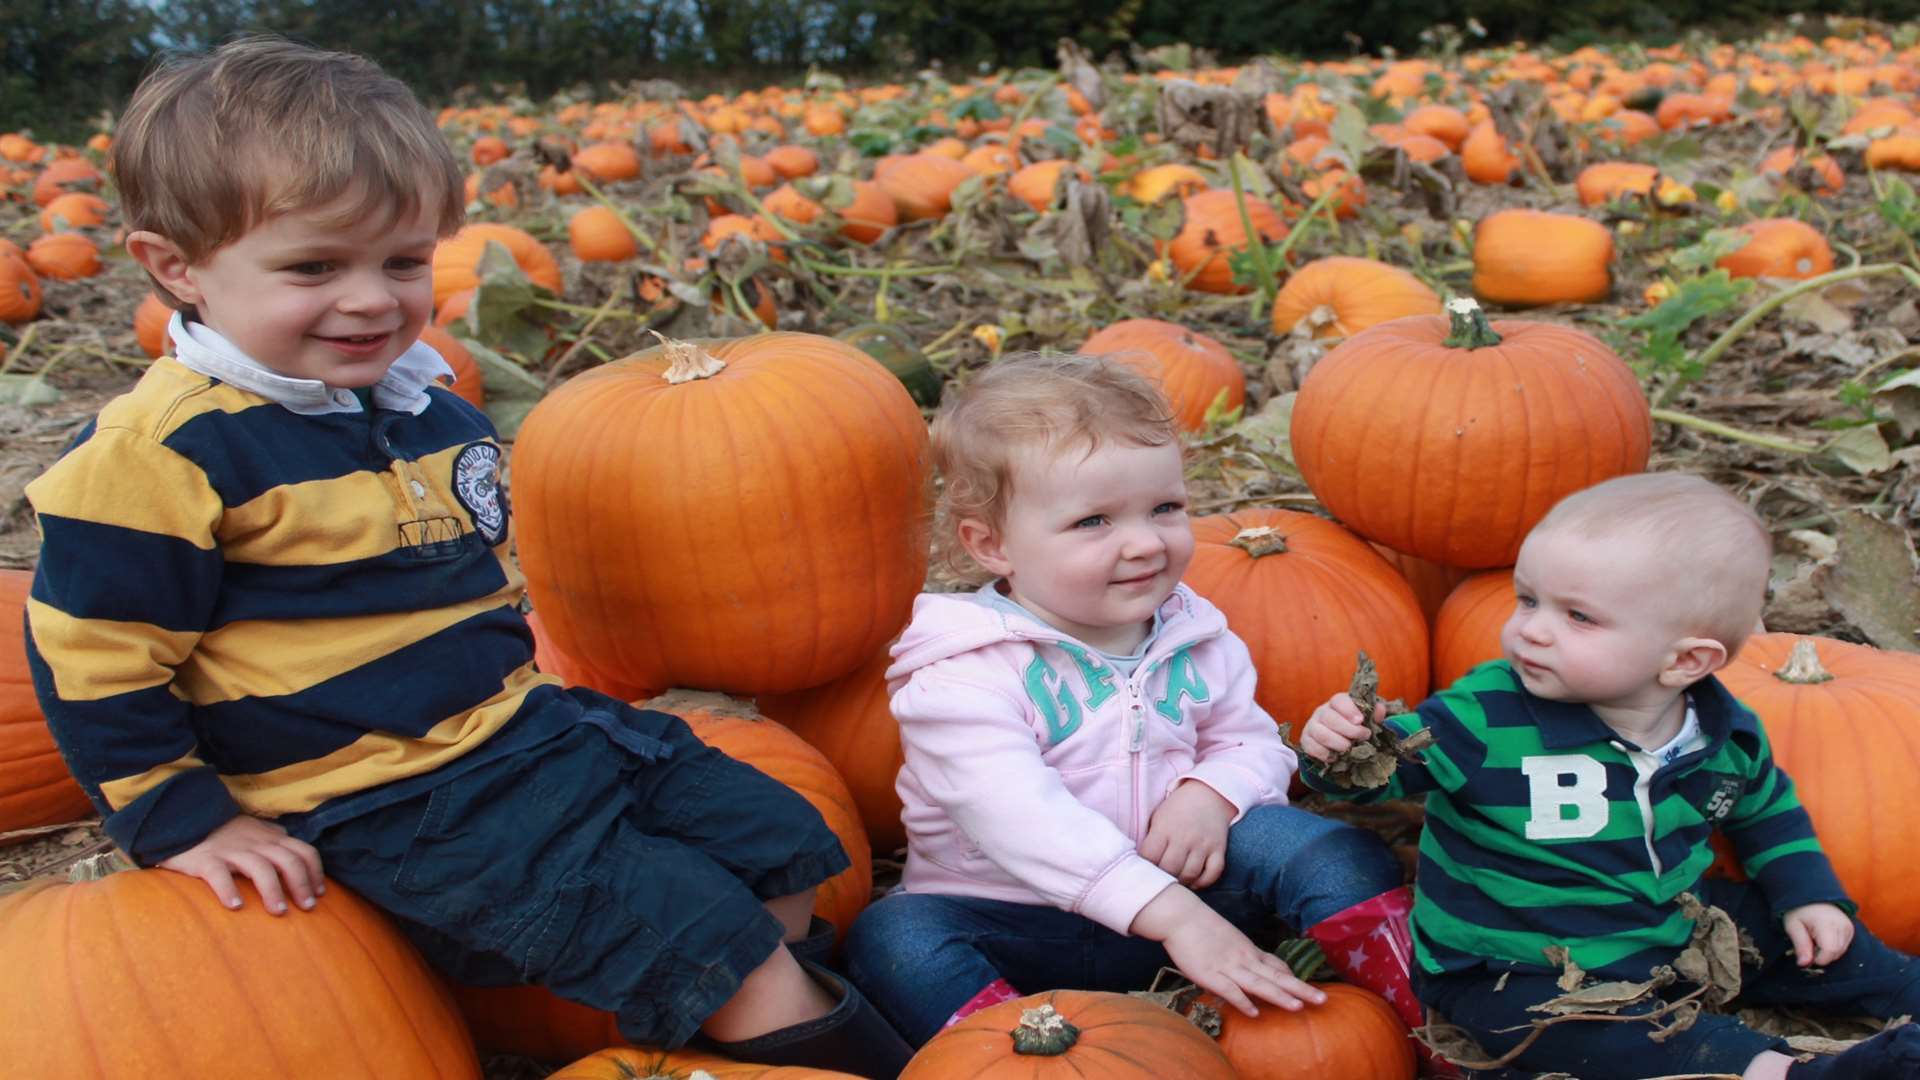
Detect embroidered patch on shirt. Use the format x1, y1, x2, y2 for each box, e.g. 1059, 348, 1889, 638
452, 442, 508, 545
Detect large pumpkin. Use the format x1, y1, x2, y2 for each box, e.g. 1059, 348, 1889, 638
1079, 318, 1246, 432
1183, 510, 1429, 733
900, 991, 1239, 1079
1290, 299, 1651, 568
1197, 983, 1415, 1079
1431, 568, 1514, 688
1270, 256, 1443, 341
432, 222, 564, 307
1471, 208, 1614, 307
0, 569, 94, 838
0, 870, 480, 1078
514, 333, 929, 696
550, 1047, 858, 1079
1716, 635, 1920, 952
1164, 188, 1290, 295
760, 640, 907, 854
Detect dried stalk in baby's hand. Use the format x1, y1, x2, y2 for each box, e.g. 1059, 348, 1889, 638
1318, 652, 1435, 789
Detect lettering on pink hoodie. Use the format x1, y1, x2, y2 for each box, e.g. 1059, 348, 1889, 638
885, 584, 1298, 935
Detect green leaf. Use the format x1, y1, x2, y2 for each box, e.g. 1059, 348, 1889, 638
0, 373, 61, 405
950, 96, 1003, 122
1667, 229, 1751, 273
1330, 104, 1369, 165
1618, 270, 1752, 381
1871, 367, 1920, 441
848, 129, 896, 157
461, 340, 548, 441
1818, 424, 1894, 476
463, 242, 560, 366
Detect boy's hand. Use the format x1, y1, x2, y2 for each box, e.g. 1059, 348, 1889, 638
158, 815, 325, 916
1140, 780, 1234, 889
1300, 693, 1384, 763
1783, 902, 1854, 966
1131, 886, 1326, 1017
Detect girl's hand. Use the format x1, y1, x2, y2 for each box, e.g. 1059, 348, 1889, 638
158, 815, 326, 915
1133, 887, 1327, 1017
1140, 781, 1234, 889
1299, 694, 1381, 763
1783, 902, 1854, 966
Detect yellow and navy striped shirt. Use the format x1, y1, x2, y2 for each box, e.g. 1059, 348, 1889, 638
24, 355, 569, 864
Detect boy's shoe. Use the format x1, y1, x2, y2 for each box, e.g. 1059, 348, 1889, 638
1788, 1024, 1920, 1078
701, 959, 914, 1079
1306, 885, 1464, 1079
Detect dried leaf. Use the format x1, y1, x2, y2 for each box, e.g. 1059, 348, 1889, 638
1047, 177, 1113, 268
1527, 969, 1674, 1016
1056, 39, 1105, 112
1672, 892, 1751, 1006
0, 374, 62, 406
1319, 652, 1428, 789
1156, 80, 1271, 159
1871, 367, 1920, 442
461, 340, 549, 441
1813, 510, 1920, 652
1543, 945, 1587, 992
1782, 290, 1856, 334
1819, 425, 1895, 476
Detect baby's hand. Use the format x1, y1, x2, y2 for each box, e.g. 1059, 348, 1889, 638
158, 815, 326, 915
1299, 693, 1384, 763
1140, 780, 1234, 889
1783, 902, 1854, 967
1135, 888, 1325, 1017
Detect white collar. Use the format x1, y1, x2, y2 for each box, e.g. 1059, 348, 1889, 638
166, 312, 454, 417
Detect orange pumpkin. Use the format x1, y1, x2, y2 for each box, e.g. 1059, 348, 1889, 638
549, 1047, 858, 1079
1372, 544, 1474, 627
432, 222, 564, 308
760, 641, 907, 854
1183, 510, 1429, 733
0, 252, 42, 325
24, 231, 99, 280
1125, 163, 1210, 204
1007, 160, 1090, 212
0, 870, 481, 1077
30, 157, 100, 206
1402, 104, 1470, 149
1758, 147, 1845, 196
1271, 257, 1442, 341
514, 334, 929, 696
37, 191, 108, 232
1290, 300, 1650, 568
134, 292, 174, 357
572, 141, 643, 183
470, 135, 510, 166
1472, 209, 1613, 307
1198, 983, 1415, 1079
1574, 162, 1660, 206
1460, 121, 1520, 184
1080, 318, 1246, 432
0, 570, 93, 838
1164, 188, 1290, 295
1717, 218, 1834, 281
900, 991, 1239, 1079
1431, 568, 1514, 688
417, 325, 485, 409
1716, 636, 1920, 952
762, 178, 899, 245
873, 153, 977, 221
764, 144, 821, 179
569, 205, 640, 262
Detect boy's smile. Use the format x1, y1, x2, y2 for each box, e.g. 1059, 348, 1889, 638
152, 189, 441, 388
967, 438, 1193, 655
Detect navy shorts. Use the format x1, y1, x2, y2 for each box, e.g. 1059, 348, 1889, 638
1414, 876, 1920, 1078
308, 695, 850, 1049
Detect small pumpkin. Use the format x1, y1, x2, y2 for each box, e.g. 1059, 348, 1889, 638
900, 991, 1239, 1080
1460, 120, 1520, 184
1472, 209, 1613, 307
1291, 299, 1650, 568
37, 191, 109, 232
1402, 104, 1470, 149
0, 252, 42, 325
417, 325, 485, 410
433, 222, 564, 307
549, 1047, 858, 1079
873, 153, 977, 222
0, 570, 94, 839
572, 141, 642, 183
30, 157, 100, 207
1574, 162, 1660, 206
1715, 636, 1920, 953
1080, 318, 1246, 432
1197, 983, 1415, 1079
24, 231, 99, 280
1271, 257, 1442, 342
762, 178, 898, 245
568, 205, 640, 263
134, 292, 173, 357
764, 144, 820, 179
0, 870, 481, 1077
1758, 147, 1845, 196
1431, 568, 1514, 688
470, 135, 510, 166
1125, 163, 1210, 204
1007, 160, 1090, 212
1164, 188, 1290, 295
1183, 511, 1429, 733
1717, 218, 1834, 281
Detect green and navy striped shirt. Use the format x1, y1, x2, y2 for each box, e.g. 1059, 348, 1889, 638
24, 356, 572, 865
1303, 661, 1852, 980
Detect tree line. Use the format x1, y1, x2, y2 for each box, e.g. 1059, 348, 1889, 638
5, 0, 1918, 141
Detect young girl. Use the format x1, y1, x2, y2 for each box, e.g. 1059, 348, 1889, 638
844, 353, 1434, 1061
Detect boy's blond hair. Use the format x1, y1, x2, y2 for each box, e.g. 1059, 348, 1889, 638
931, 351, 1180, 582
1531, 472, 1771, 656
114, 34, 464, 303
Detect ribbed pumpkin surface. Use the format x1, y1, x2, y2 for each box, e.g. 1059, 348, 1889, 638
1431, 568, 1514, 688
0, 871, 480, 1078
1716, 634, 1920, 952
761, 640, 908, 854
1371, 543, 1474, 627
551, 1047, 859, 1079
1183, 510, 1429, 733
901, 990, 1239, 1080
1164, 188, 1289, 295
1271, 256, 1442, 340
432, 222, 563, 307
1291, 313, 1650, 568
0, 569, 93, 838
1203, 983, 1415, 1079
1080, 318, 1246, 432
514, 333, 929, 696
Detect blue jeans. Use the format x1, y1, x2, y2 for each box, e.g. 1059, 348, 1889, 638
844, 803, 1401, 1045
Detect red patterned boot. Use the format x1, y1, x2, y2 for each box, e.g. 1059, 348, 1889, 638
942, 977, 1023, 1030
1306, 886, 1463, 1078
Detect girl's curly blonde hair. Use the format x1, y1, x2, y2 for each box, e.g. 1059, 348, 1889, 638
930, 351, 1180, 584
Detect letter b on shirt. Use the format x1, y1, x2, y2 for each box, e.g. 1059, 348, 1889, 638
1521, 755, 1609, 840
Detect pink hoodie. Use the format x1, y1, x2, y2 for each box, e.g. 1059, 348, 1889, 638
884, 584, 1298, 936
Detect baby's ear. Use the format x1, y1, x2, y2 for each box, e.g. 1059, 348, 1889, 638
1661, 636, 1729, 687
124, 231, 199, 307
956, 517, 1013, 577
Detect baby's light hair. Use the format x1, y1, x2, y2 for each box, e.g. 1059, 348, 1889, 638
1530, 472, 1771, 655
930, 351, 1180, 583
113, 34, 465, 306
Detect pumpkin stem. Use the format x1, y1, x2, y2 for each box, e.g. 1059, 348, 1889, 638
1441, 296, 1503, 349
1775, 639, 1834, 684
1010, 1004, 1080, 1056
1229, 526, 1288, 558
651, 331, 727, 384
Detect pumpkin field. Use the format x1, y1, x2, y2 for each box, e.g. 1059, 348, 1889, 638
5, 15, 1920, 1079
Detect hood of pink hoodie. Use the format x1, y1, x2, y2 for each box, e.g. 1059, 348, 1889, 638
885, 583, 1226, 684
